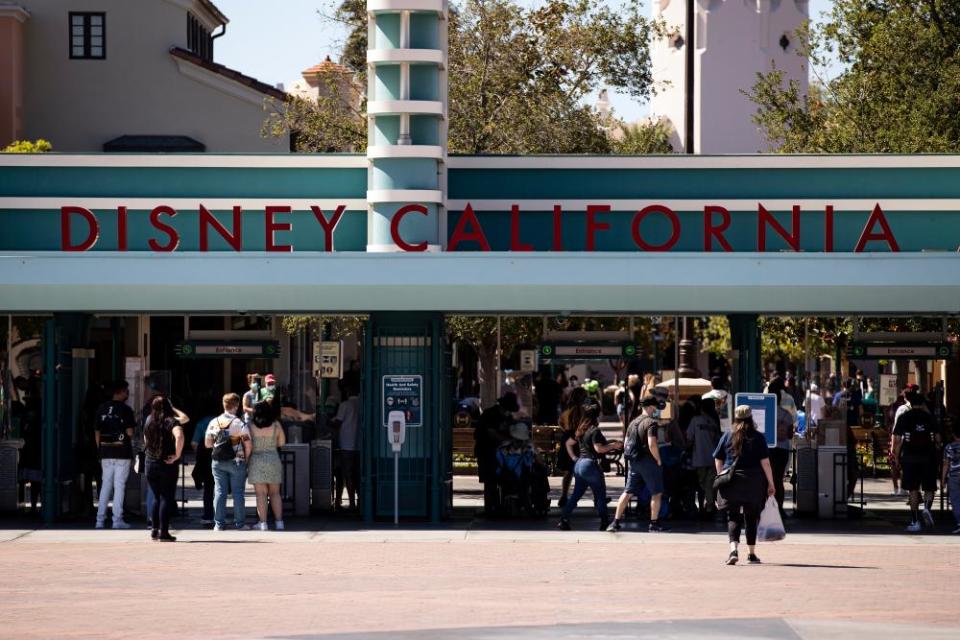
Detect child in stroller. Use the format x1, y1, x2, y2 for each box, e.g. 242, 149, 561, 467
494, 422, 551, 518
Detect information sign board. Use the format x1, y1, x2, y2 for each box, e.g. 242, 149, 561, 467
734, 393, 778, 447
382, 375, 423, 427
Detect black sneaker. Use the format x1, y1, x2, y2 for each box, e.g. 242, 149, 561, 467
150, 529, 159, 541
599, 518, 610, 531
606, 519, 622, 532
648, 521, 669, 533
558, 518, 571, 531
726, 550, 739, 565
747, 553, 762, 564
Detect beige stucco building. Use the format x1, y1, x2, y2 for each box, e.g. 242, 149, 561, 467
0, 0, 288, 151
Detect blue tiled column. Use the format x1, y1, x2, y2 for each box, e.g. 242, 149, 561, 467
366, 0, 447, 252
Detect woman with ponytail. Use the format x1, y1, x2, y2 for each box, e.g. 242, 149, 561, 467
713, 405, 775, 565
558, 401, 622, 531
143, 396, 187, 542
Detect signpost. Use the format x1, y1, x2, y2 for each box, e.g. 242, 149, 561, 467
313, 341, 343, 379
734, 393, 778, 447
519, 349, 538, 373
879, 374, 899, 406
382, 375, 423, 427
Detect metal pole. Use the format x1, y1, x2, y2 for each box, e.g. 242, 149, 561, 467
684, 0, 695, 154
495, 316, 502, 400
674, 317, 680, 415
394, 451, 399, 526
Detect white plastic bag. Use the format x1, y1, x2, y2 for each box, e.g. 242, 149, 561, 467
757, 496, 786, 542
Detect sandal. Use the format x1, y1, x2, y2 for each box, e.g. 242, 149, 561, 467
726, 550, 738, 565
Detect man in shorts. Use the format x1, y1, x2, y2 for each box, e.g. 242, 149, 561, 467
607, 395, 668, 533
893, 390, 941, 532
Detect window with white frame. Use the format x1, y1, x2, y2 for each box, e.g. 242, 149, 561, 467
69, 12, 106, 60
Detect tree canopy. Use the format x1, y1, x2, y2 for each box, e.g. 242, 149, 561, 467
748, 0, 960, 153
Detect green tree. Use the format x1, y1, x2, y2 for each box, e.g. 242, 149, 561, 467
747, 0, 960, 152
448, 0, 654, 154
612, 119, 674, 154
272, 0, 657, 154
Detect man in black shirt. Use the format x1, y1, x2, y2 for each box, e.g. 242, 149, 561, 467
95, 380, 137, 529
893, 391, 941, 532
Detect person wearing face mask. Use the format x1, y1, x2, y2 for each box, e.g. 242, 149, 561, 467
243, 373, 262, 424
608, 395, 668, 532
475, 393, 519, 516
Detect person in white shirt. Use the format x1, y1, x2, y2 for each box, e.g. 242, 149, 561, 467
806, 384, 825, 427
204, 393, 251, 531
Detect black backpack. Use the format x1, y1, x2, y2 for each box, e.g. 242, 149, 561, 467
624, 416, 655, 462
211, 418, 238, 462
97, 404, 127, 445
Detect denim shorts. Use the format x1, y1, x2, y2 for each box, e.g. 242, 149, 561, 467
626, 456, 664, 496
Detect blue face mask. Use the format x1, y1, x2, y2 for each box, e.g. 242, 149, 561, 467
652, 408, 661, 419
251, 382, 260, 391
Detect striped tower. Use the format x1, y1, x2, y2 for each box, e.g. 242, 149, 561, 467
366, 0, 448, 252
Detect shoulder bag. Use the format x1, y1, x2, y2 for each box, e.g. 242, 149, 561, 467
713, 456, 739, 490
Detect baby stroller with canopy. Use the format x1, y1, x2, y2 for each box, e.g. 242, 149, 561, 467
495, 422, 551, 518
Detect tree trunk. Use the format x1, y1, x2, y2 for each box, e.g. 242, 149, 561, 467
478, 339, 499, 410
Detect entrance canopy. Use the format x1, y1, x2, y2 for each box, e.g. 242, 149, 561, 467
1, 153, 959, 314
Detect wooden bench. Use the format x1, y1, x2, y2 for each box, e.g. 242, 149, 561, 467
452, 427, 475, 459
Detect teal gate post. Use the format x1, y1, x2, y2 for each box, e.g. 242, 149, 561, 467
363, 312, 446, 522
729, 314, 762, 396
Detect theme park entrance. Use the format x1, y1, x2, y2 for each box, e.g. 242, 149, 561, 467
2, 151, 960, 525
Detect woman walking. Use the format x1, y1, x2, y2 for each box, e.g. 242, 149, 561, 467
713, 405, 775, 565
143, 396, 186, 542
556, 387, 587, 508
248, 401, 286, 530
558, 402, 622, 531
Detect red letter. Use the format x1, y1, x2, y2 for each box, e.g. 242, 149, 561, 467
448, 204, 491, 251
585, 205, 611, 252
390, 204, 429, 252
199, 205, 242, 252
60, 206, 99, 251
510, 205, 533, 251
311, 205, 346, 252
552, 205, 564, 251
703, 205, 732, 252
117, 206, 127, 252
854, 203, 900, 252
758, 204, 801, 251
632, 205, 681, 252
265, 205, 292, 252
148, 206, 179, 252
824, 205, 834, 252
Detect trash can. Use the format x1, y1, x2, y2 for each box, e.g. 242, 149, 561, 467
817, 445, 848, 519
310, 439, 333, 512
794, 439, 817, 516
280, 443, 310, 517
0, 439, 24, 511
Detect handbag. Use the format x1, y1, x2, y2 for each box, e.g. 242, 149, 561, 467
713, 456, 739, 490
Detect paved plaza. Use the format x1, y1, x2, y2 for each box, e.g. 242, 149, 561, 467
0, 523, 957, 639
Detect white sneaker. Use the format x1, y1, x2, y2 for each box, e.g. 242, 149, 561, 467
906, 521, 922, 533
275, 520, 285, 531
112, 521, 131, 529
921, 509, 935, 528
257, 522, 268, 531
213, 524, 225, 532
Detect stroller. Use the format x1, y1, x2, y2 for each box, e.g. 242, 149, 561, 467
494, 422, 551, 518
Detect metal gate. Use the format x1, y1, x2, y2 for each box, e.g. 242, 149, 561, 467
363, 313, 446, 521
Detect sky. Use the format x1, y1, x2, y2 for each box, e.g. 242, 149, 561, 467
213, 0, 833, 122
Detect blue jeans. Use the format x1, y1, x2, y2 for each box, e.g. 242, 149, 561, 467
212, 459, 248, 527
562, 458, 607, 520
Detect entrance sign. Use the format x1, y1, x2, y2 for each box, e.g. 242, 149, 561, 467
735, 393, 778, 447
382, 375, 422, 428
540, 343, 637, 361
848, 342, 952, 359
879, 374, 899, 407
314, 341, 343, 379
175, 341, 280, 359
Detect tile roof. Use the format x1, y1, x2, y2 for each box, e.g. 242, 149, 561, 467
302, 56, 355, 77
170, 47, 287, 101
